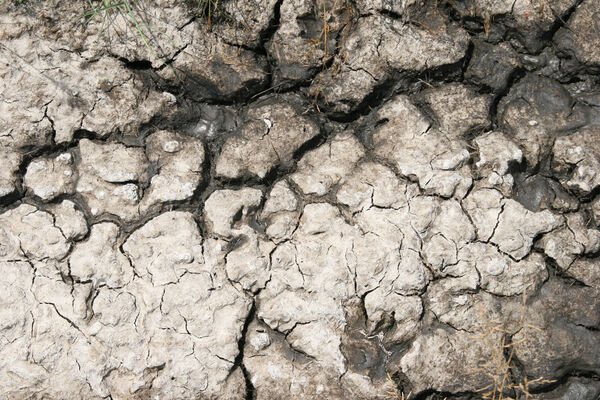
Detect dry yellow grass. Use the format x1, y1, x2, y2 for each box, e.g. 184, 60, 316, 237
384, 291, 555, 400
472, 291, 554, 400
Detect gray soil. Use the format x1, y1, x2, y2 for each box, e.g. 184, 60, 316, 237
1, 0, 600, 399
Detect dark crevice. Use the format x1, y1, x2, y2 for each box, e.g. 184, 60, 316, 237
230, 302, 256, 400
326, 75, 399, 123
0, 190, 22, 208
378, 8, 405, 21
409, 388, 481, 400
119, 57, 153, 70
73, 129, 103, 141
526, 370, 600, 395
542, 254, 588, 287
257, 0, 283, 50
489, 66, 527, 129
540, 0, 586, 44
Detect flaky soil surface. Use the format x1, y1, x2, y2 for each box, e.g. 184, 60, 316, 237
1, 0, 600, 399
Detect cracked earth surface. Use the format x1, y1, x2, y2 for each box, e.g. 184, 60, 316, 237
1, 0, 600, 399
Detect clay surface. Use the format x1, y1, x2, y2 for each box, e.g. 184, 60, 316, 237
1, 0, 600, 399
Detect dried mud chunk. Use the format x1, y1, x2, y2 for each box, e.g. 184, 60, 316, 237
422, 200, 476, 276
566, 258, 600, 289
458, 242, 547, 296
426, 280, 524, 332
146, 274, 251, 399
419, 83, 492, 138
75, 0, 186, 66
465, 189, 563, 258
58, 57, 171, 142
513, 280, 600, 381
268, 0, 350, 86
473, 131, 523, 192
225, 226, 275, 292
0, 64, 54, 147
158, 35, 269, 102
256, 199, 425, 393
264, 212, 300, 243
77, 175, 142, 221
290, 132, 365, 196
204, 188, 263, 237
216, 102, 320, 179
399, 328, 500, 395
78, 139, 148, 183
82, 270, 250, 399
490, 199, 563, 260
159, 273, 250, 354
465, 40, 521, 92
260, 180, 300, 243
373, 96, 472, 198
74, 0, 269, 102
462, 0, 578, 52
284, 203, 358, 298
353, 207, 430, 295
372, 15, 468, 74
499, 74, 589, 169
364, 289, 423, 345
257, 204, 355, 328
538, 212, 600, 270
372, 94, 431, 139
76, 139, 149, 221
0, 40, 53, 145
217, 0, 280, 48
555, 0, 600, 67
5, 303, 98, 399
258, 288, 346, 333
552, 128, 600, 195
336, 161, 408, 212
309, 14, 469, 114
245, 316, 394, 399
142, 130, 205, 208
287, 320, 345, 373
32, 270, 92, 324
69, 223, 132, 289
0, 204, 70, 261
0, 261, 35, 344
0, 149, 22, 198
475, 132, 523, 176
0, 33, 170, 143
24, 153, 76, 201
122, 211, 205, 286
244, 320, 345, 399
263, 181, 298, 215
48, 200, 88, 241
429, 200, 476, 245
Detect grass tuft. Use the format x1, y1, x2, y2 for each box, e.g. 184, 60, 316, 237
473, 291, 555, 400
196, 0, 221, 31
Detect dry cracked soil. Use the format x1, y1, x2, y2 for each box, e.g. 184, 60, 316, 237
1, 0, 600, 399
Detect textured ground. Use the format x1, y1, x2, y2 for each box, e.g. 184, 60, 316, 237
1, 0, 600, 399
